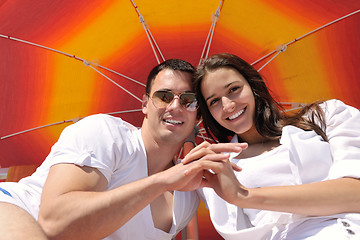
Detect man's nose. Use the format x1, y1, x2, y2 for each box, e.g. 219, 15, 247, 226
167, 96, 182, 110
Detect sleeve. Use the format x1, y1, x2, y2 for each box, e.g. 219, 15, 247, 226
48, 114, 133, 183
323, 100, 360, 179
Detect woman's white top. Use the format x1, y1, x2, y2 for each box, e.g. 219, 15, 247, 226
197, 99, 360, 239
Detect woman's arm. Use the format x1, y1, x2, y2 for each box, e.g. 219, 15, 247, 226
183, 141, 360, 216
238, 177, 360, 216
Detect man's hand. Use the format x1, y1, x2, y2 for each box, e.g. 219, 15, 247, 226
182, 141, 247, 165
179, 141, 249, 203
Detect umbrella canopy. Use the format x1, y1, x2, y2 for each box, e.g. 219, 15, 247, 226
1, 1, 359, 239
1, 0, 360, 167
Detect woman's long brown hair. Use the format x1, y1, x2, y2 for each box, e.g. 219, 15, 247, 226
194, 53, 328, 143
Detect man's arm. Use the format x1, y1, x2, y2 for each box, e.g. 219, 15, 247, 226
38, 159, 212, 240
38, 163, 168, 240
0, 203, 48, 240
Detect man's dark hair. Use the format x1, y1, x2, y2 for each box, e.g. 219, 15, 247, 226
146, 59, 195, 94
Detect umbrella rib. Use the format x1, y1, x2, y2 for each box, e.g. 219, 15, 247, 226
1, 37, 145, 140
251, 50, 277, 66
105, 109, 142, 115
0, 34, 144, 87
131, 0, 165, 63
3, 4, 357, 144
142, 24, 161, 64
256, 50, 282, 72
286, 9, 360, 47
0, 34, 73, 57
0, 119, 75, 140
199, 23, 214, 66
199, 0, 224, 65
205, 0, 223, 60
0, 109, 143, 140
146, 26, 166, 62
88, 65, 143, 102
205, 18, 218, 60
1, 35, 145, 139
252, 9, 360, 69
97, 64, 145, 87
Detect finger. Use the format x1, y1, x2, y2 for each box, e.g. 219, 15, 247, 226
207, 142, 248, 153
184, 158, 229, 176
187, 141, 246, 156
185, 141, 211, 155
183, 153, 231, 171
182, 147, 216, 164
187, 142, 247, 158
182, 142, 247, 164
231, 162, 242, 172
183, 150, 232, 165
197, 153, 231, 162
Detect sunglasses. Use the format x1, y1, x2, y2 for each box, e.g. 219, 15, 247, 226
149, 90, 199, 112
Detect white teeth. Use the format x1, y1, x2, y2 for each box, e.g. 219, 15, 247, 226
228, 109, 245, 120
164, 119, 183, 125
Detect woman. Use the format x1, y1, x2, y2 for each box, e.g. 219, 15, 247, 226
183, 53, 360, 239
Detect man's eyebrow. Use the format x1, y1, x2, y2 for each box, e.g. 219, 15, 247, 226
157, 88, 172, 92
156, 89, 194, 93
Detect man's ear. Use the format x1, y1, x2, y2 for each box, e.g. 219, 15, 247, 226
142, 94, 149, 115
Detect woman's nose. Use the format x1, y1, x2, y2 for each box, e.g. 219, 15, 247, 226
222, 97, 235, 112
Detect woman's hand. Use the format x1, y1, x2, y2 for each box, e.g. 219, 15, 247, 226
180, 141, 249, 203
182, 141, 247, 165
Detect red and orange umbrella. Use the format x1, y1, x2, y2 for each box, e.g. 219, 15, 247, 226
1, 0, 359, 166
1, 0, 359, 238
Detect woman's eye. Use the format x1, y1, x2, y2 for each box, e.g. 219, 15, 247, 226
209, 99, 219, 106
229, 86, 241, 93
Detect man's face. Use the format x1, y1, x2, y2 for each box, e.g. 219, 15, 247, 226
142, 69, 197, 144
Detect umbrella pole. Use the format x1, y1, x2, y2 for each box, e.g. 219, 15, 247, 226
181, 141, 199, 240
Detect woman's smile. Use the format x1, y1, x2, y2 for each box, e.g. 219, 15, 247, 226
227, 107, 246, 120
201, 68, 256, 140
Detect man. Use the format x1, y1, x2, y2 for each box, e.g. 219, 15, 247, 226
0, 59, 203, 239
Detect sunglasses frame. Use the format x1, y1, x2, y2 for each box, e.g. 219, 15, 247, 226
148, 90, 199, 112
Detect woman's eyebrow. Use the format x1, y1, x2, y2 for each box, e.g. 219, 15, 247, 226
205, 94, 215, 102
205, 81, 238, 102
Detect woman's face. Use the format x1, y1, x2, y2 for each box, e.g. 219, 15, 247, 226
201, 67, 256, 139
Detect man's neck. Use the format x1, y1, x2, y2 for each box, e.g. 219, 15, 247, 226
140, 129, 183, 176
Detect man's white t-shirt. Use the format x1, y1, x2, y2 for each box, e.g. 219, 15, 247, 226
0, 114, 199, 239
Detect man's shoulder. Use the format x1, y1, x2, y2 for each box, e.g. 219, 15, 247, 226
80, 113, 121, 123
78, 114, 137, 130
61, 114, 139, 140
57, 114, 142, 152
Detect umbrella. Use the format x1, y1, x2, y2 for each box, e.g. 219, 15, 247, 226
1, 0, 360, 238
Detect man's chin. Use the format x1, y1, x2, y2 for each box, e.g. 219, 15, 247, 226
160, 132, 185, 144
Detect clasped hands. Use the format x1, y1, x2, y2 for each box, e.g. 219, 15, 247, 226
179, 141, 248, 204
